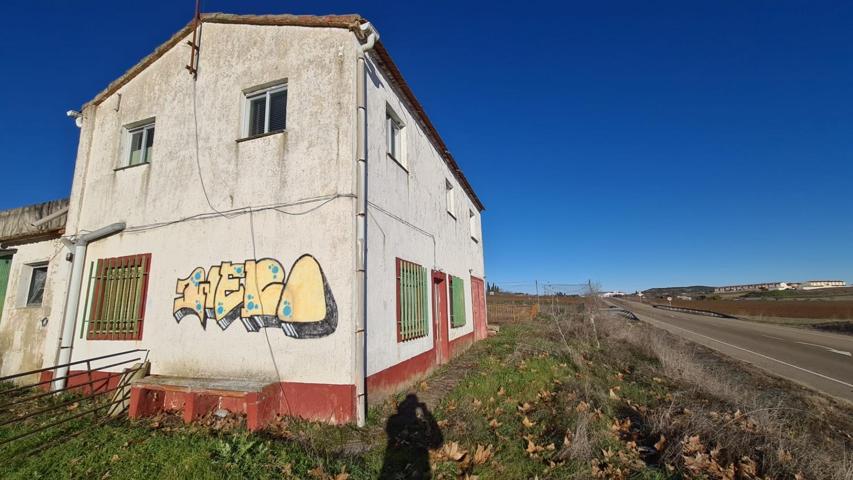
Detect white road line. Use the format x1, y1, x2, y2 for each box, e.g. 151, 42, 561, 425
639, 315, 853, 389
761, 334, 787, 341
795, 341, 852, 357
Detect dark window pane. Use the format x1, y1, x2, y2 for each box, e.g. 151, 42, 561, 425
249, 96, 266, 136
269, 90, 287, 131
27, 266, 47, 306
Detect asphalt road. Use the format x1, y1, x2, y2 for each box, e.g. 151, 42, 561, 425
610, 299, 853, 403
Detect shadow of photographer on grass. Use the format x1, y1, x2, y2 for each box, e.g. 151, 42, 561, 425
379, 394, 443, 479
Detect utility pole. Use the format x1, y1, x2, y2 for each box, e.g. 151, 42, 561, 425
535, 280, 540, 309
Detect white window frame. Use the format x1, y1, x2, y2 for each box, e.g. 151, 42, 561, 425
446, 180, 456, 218
121, 120, 155, 168
469, 209, 479, 242
242, 83, 287, 138
386, 107, 406, 168
17, 262, 48, 307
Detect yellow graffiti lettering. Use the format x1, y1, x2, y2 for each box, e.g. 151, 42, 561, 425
172, 255, 337, 338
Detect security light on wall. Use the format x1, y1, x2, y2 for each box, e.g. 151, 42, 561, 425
66, 110, 83, 128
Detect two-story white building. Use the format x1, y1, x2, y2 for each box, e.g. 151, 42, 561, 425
0, 13, 487, 428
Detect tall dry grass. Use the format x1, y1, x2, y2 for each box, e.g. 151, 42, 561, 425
541, 299, 853, 480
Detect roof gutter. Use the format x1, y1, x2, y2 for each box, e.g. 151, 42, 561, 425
51, 222, 126, 391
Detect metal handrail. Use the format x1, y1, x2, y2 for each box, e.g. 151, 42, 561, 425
0, 367, 141, 427
0, 348, 147, 384
0, 356, 143, 398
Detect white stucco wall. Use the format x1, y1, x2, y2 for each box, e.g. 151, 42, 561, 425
364, 56, 485, 376
0, 239, 70, 379
60, 23, 361, 386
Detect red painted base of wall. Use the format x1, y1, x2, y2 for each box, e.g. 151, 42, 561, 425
366, 330, 478, 403
38, 370, 124, 394
449, 332, 474, 358
39, 330, 481, 427
128, 381, 356, 430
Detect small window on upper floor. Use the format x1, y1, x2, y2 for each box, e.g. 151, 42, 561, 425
386, 107, 406, 168
243, 83, 287, 138
469, 209, 479, 242
446, 180, 456, 218
122, 120, 155, 167
26, 264, 48, 306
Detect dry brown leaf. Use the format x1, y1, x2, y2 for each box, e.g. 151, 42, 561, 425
608, 389, 620, 400
682, 435, 704, 455
488, 418, 502, 429
497, 387, 506, 396
654, 434, 667, 451
472, 444, 494, 465
517, 402, 532, 413
522, 416, 536, 428
576, 401, 590, 413
440, 441, 467, 462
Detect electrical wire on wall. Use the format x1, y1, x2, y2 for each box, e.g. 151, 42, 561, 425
247, 207, 293, 415
367, 201, 437, 269
122, 194, 354, 234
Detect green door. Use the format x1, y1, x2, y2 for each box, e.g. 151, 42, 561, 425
0, 255, 12, 323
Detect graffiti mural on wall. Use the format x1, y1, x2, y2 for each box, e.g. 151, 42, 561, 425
173, 254, 337, 338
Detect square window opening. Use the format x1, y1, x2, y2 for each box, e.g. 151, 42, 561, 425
84, 254, 151, 340
243, 84, 287, 138
386, 108, 405, 168
123, 121, 155, 167
396, 258, 429, 342
26, 264, 48, 306
469, 210, 479, 242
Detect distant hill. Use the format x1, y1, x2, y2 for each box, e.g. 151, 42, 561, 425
642, 286, 714, 298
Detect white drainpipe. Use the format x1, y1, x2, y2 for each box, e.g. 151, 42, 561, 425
51, 222, 126, 391
355, 21, 378, 426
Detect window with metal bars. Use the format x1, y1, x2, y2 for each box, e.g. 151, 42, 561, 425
450, 275, 466, 328
396, 258, 428, 342
83, 254, 151, 340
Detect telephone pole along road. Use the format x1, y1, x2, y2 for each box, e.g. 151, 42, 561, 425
610, 299, 853, 403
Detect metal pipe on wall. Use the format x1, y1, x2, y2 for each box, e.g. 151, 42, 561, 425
355, 21, 378, 427
51, 222, 126, 392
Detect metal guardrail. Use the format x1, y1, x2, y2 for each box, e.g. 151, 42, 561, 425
0, 349, 148, 455
652, 304, 738, 319
603, 306, 640, 321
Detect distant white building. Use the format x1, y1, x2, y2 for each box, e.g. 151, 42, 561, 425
713, 282, 790, 293
801, 280, 846, 290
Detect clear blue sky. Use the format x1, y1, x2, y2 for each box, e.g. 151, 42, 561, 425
1, 1, 851, 292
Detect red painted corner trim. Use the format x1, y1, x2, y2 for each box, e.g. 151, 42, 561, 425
275, 382, 356, 424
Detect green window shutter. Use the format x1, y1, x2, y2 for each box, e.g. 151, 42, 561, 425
450, 275, 466, 327
397, 259, 428, 341
86, 254, 150, 340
